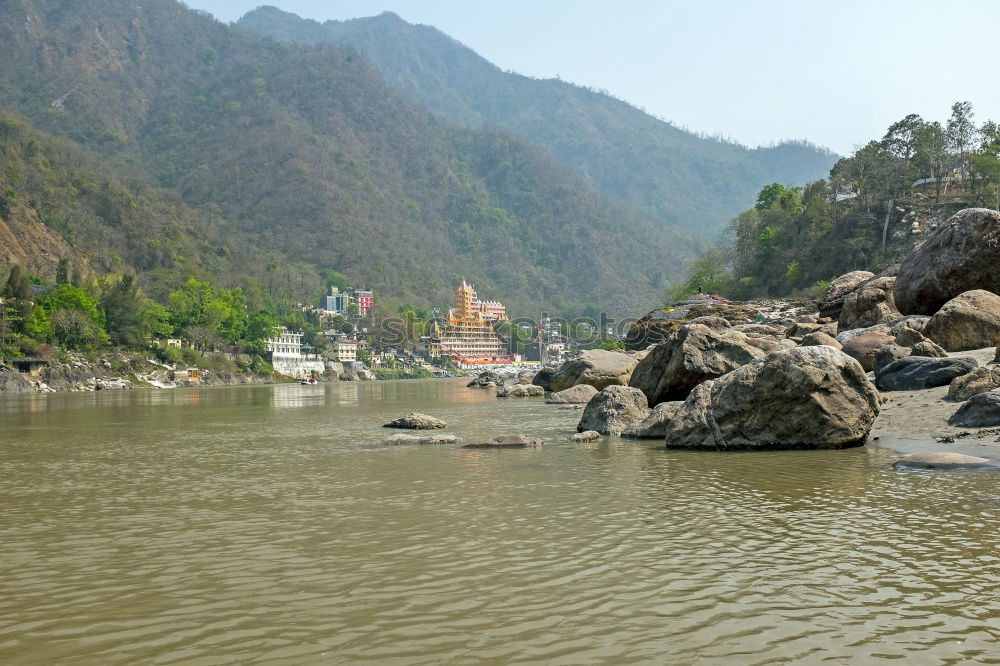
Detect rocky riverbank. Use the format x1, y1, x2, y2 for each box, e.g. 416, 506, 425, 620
0, 352, 279, 394
469, 207, 1000, 458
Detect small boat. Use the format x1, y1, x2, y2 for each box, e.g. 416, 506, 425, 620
300, 378, 318, 385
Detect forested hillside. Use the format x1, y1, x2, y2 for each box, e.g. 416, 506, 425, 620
0, 0, 690, 318
237, 6, 838, 233
681, 102, 1000, 300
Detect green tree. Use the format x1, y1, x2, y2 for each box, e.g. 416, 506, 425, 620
2, 264, 33, 330
101, 273, 144, 347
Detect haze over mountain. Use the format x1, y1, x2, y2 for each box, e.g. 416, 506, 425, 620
0, 0, 698, 317
237, 6, 838, 231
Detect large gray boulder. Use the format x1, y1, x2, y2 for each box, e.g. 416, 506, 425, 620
922, 290, 1000, 352
839, 276, 901, 330
948, 366, 1000, 402
873, 345, 909, 375
895, 208, 1000, 315
875, 356, 978, 391
909, 340, 948, 358
622, 401, 684, 439
0, 370, 34, 394
817, 270, 875, 319
496, 383, 544, 397
948, 391, 1000, 427
383, 412, 447, 429
545, 384, 598, 404
628, 324, 765, 405
378, 433, 462, 446
662, 346, 881, 450
894, 452, 998, 470
576, 385, 650, 435
841, 331, 896, 372
551, 350, 638, 393
531, 367, 557, 391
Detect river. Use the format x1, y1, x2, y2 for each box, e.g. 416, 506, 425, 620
2, 379, 998, 663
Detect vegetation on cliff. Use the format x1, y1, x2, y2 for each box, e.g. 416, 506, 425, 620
678, 102, 1000, 300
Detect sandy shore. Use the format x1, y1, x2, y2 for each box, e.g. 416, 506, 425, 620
869, 347, 1000, 457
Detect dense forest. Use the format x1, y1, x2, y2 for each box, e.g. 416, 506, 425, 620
237, 6, 838, 234
682, 102, 1000, 301
0, 0, 698, 320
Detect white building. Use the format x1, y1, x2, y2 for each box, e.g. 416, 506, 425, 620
266, 328, 325, 378
330, 339, 359, 362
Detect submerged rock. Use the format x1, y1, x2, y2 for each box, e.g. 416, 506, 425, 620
662, 346, 881, 450
875, 356, 978, 391
570, 431, 602, 442
463, 434, 542, 448
949, 392, 1000, 427
895, 208, 1000, 315
577, 385, 650, 435
378, 433, 462, 446
545, 384, 598, 404
894, 452, 998, 470
383, 412, 448, 429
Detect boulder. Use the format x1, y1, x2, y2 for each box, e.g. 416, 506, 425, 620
550, 350, 638, 393
734, 324, 785, 337
817, 271, 876, 320
744, 337, 786, 354
948, 391, 1000, 427
628, 324, 766, 405
463, 434, 542, 448
787, 322, 826, 338
496, 383, 544, 397
894, 452, 998, 470
687, 316, 732, 330
838, 276, 901, 331
95, 378, 133, 390
835, 324, 891, 346
873, 345, 909, 375
577, 385, 650, 435
378, 433, 462, 446
922, 290, 1000, 352
800, 331, 842, 349
893, 326, 926, 348
841, 332, 897, 372
889, 315, 931, 336
545, 384, 599, 404
895, 208, 1000, 315
909, 340, 948, 358
662, 346, 880, 450
622, 401, 684, 439
383, 412, 447, 429
948, 367, 1000, 402
531, 367, 557, 391
875, 356, 979, 391
0, 370, 35, 394
570, 431, 602, 442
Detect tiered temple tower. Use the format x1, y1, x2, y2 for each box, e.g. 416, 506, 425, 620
438, 280, 510, 364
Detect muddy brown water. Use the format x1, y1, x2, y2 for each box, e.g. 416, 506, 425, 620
2, 379, 998, 664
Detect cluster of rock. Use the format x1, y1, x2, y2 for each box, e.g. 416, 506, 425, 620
467, 367, 537, 389
517, 208, 1000, 451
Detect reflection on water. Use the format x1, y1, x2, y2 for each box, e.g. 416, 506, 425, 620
1, 379, 999, 664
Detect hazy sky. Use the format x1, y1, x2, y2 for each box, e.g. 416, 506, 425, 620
189, 0, 1000, 155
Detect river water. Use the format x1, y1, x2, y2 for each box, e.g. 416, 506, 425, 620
1, 379, 998, 664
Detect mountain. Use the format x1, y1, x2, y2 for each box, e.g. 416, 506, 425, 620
0, 0, 694, 317
236, 7, 839, 232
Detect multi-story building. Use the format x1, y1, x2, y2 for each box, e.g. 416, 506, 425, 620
438, 280, 511, 365
477, 299, 508, 323
329, 339, 359, 362
354, 290, 374, 317
319, 286, 374, 318
266, 327, 325, 378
